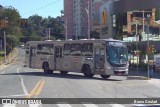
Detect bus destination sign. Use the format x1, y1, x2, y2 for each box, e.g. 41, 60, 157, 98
107, 42, 126, 46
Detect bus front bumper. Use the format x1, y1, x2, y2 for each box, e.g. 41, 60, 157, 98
113, 68, 128, 76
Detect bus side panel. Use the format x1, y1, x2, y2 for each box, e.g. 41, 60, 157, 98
104, 61, 114, 75
61, 56, 83, 73
82, 57, 94, 74
35, 55, 54, 69
25, 54, 29, 67
71, 56, 84, 73
61, 56, 74, 72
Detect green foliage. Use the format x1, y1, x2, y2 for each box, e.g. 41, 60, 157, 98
21, 15, 64, 42
155, 8, 160, 21
0, 51, 4, 62
0, 56, 3, 62
114, 34, 123, 40
0, 6, 21, 38
0, 51, 5, 56
0, 6, 21, 54
1, 5, 64, 46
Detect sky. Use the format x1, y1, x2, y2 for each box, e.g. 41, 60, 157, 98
0, 0, 63, 18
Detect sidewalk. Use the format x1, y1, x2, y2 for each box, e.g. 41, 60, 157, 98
0, 48, 19, 70
128, 70, 160, 80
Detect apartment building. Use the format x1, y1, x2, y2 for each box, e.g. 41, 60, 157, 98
64, 0, 92, 39
64, 0, 111, 39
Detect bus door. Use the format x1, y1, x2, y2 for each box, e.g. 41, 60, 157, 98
29, 47, 36, 68
54, 46, 62, 70
95, 47, 105, 73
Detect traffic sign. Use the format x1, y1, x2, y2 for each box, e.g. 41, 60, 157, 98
21, 18, 28, 27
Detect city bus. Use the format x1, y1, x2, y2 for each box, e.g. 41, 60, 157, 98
25, 39, 129, 79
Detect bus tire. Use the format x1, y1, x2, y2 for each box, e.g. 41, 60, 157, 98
60, 71, 68, 75
82, 65, 94, 78
100, 75, 111, 79
43, 62, 53, 74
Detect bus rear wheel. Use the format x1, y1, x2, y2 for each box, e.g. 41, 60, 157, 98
43, 62, 53, 74
60, 71, 68, 75
82, 65, 94, 78
100, 75, 111, 79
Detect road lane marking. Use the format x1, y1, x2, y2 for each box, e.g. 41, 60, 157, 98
0, 71, 6, 74
27, 80, 42, 98
28, 80, 45, 98
133, 104, 147, 106
2, 104, 16, 107
25, 70, 34, 72
83, 104, 99, 107
57, 104, 72, 107
34, 80, 45, 96
27, 80, 44, 107
110, 104, 125, 107
29, 104, 42, 107
17, 66, 29, 95
0, 94, 27, 97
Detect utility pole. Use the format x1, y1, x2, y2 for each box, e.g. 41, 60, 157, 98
135, 20, 138, 72
48, 28, 50, 40
4, 31, 6, 64
147, 14, 150, 79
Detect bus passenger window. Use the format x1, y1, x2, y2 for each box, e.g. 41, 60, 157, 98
50, 44, 54, 55
63, 44, 70, 55
82, 43, 93, 56
55, 47, 62, 58
37, 44, 42, 55
26, 44, 29, 54
71, 44, 81, 56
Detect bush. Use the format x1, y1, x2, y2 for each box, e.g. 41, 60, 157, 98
0, 51, 5, 56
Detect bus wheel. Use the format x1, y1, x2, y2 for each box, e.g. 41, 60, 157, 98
60, 71, 68, 75
43, 62, 52, 74
82, 65, 94, 78
100, 75, 111, 79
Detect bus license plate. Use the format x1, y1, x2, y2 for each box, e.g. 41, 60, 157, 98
118, 72, 122, 75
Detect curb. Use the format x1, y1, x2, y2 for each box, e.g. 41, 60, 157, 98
127, 76, 150, 80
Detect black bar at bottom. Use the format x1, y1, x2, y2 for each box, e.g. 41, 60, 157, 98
0, 98, 159, 104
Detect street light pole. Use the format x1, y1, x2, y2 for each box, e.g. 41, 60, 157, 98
63, 19, 67, 40
85, 1, 90, 39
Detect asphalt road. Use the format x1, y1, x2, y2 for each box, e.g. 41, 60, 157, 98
0, 48, 160, 107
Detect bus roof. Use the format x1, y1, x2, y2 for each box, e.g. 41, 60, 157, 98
26, 39, 124, 44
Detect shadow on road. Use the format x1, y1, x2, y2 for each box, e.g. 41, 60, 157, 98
0, 71, 123, 81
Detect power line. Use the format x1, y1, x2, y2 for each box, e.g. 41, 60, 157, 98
22, 0, 62, 16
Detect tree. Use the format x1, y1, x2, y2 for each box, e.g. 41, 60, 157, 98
0, 6, 21, 54
2, 7, 21, 38
155, 8, 160, 21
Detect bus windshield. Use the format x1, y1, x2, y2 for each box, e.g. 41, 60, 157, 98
106, 45, 128, 65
